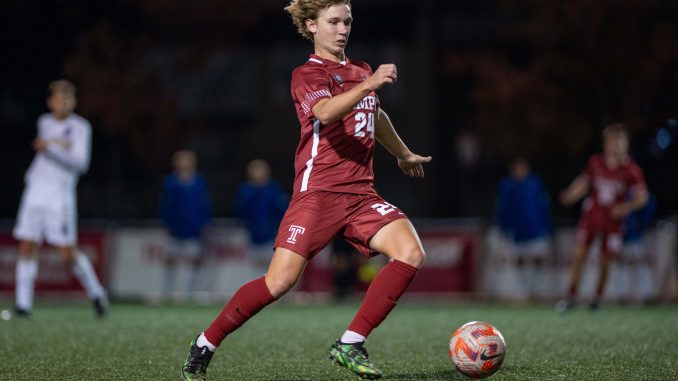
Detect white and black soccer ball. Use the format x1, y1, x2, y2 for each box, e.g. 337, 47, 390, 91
449, 321, 506, 379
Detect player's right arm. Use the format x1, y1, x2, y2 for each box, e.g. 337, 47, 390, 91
41, 120, 92, 173
311, 64, 397, 125
559, 174, 589, 207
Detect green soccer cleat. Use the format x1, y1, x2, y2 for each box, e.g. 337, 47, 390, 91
328, 340, 383, 380
182, 336, 214, 381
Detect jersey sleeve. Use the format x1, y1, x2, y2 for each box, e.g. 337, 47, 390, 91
358, 61, 380, 109
37, 114, 49, 137
292, 66, 332, 115
43, 119, 92, 174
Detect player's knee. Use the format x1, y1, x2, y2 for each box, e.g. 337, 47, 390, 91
18, 251, 35, 259
58, 247, 76, 263
265, 273, 298, 298
395, 245, 426, 269
18, 241, 38, 257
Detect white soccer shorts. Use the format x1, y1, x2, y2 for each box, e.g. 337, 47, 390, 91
13, 186, 77, 247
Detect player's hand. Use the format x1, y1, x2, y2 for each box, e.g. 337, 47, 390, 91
364, 64, 398, 91
32, 138, 48, 152
52, 139, 72, 150
610, 203, 630, 219
397, 152, 432, 178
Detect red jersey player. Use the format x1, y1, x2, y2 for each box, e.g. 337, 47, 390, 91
556, 124, 648, 312
181, 1, 431, 380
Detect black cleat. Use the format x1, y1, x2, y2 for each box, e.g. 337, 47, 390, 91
14, 307, 31, 318
589, 300, 600, 311
182, 336, 214, 381
93, 297, 107, 317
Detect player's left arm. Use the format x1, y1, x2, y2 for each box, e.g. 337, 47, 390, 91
42, 122, 92, 173
612, 187, 648, 219
611, 165, 649, 219
374, 108, 432, 178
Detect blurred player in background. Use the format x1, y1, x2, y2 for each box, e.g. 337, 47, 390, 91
159, 150, 212, 299
614, 192, 656, 303
13, 80, 106, 317
182, 1, 431, 380
496, 157, 552, 300
234, 159, 287, 274
556, 124, 648, 312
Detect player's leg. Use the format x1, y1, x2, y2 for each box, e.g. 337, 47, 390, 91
182, 247, 306, 381
514, 248, 529, 301
13, 197, 43, 316
330, 214, 424, 380
567, 243, 589, 297
344, 218, 424, 340
163, 239, 179, 299
182, 191, 343, 381
591, 232, 623, 309
202, 247, 306, 347
557, 221, 595, 312
591, 254, 611, 310
15, 240, 40, 316
556, 241, 590, 313
187, 242, 205, 296
58, 246, 107, 316
526, 237, 549, 301
45, 194, 107, 315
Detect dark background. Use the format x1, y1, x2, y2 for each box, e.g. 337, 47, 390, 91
2, 0, 677, 221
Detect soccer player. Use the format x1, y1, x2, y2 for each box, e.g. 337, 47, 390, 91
159, 150, 212, 299
496, 157, 552, 300
556, 124, 648, 312
13, 80, 107, 317
181, 1, 431, 380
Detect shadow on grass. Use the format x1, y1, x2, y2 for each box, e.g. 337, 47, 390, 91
261, 369, 463, 381
387, 369, 464, 380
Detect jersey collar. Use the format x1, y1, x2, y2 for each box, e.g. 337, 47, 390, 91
308, 54, 348, 66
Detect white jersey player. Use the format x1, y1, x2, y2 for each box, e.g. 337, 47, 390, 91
13, 80, 106, 317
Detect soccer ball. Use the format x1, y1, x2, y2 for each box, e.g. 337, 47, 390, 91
449, 321, 506, 379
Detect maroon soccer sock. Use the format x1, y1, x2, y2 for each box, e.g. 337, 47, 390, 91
204, 276, 276, 347
567, 283, 578, 298
348, 259, 418, 337
595, 281, 605, 299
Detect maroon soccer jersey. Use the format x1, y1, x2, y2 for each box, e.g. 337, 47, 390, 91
575, 154, 647, 255
581, 154, 646, 213
289, 54, 380, 194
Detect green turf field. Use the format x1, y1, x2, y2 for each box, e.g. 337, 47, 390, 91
1, 301, 677, 380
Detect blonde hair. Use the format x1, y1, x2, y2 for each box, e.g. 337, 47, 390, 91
284, 0, 351, 41
602, 123, 628, 140
49, 79, 76, 95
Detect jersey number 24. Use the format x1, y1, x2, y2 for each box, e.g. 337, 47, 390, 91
354, 112, 375, 139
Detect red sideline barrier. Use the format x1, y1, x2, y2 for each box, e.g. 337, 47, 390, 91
299, 227, 479, 293
0, 231, 107, 293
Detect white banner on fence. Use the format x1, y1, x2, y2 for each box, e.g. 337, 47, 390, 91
109, 226, 263, 300
482, 223, 677, 302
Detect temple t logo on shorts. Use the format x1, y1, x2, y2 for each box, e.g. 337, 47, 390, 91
287, 225, 306, 244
